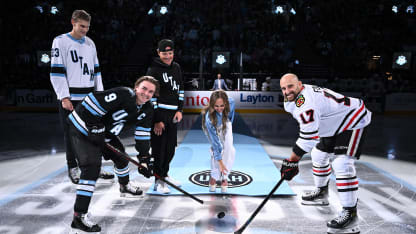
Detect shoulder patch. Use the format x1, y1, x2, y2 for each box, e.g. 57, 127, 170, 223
295, 94, 305, 107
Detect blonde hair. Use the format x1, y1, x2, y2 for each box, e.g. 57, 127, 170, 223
201, 90, 230, 135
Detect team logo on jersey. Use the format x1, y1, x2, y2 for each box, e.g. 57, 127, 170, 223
189, 170, 252, 188
137, 113, 146, 120
295, 94, 305, 107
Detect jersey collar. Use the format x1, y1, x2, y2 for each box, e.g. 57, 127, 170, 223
66, 33, 86, 44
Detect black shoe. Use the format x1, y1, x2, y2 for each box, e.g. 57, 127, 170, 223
68, 167, 80, 184
71, 212, 101, 233
301, 184, 329, 206
120, 183, 143, 197
327, 207, 360, 234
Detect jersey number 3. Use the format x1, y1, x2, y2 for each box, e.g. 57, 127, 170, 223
300, 109, 314, 124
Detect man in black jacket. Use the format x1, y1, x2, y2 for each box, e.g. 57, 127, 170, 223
146, 39, 184, 193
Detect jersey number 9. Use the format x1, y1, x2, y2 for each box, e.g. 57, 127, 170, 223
105, 93, 117, 102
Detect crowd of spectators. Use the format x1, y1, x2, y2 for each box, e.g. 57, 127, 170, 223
1, 0, 150, 92
1, 0, 415, 96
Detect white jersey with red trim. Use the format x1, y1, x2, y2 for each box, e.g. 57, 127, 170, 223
284, 84, 372, 153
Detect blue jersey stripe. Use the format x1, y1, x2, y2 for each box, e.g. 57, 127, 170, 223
136, 127, 151, 131
135, 136, 150, 140
50, 73, 66, 77
68, 114, 88, 136
82, 102, 102, 117
88, 93, 107, 113
76, 191, 93, 197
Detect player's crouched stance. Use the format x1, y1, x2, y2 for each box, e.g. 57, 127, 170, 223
68, 76, 159, 233
279, 73, 371, 234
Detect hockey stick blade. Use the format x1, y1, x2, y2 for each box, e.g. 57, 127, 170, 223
105, 143, 203, 204
234, 178, 285, 234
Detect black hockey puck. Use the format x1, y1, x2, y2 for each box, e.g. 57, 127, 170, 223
217, 211, 225, 219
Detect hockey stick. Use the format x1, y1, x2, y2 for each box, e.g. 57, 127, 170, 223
105, 143, 204, 204
234, 177, 285, 234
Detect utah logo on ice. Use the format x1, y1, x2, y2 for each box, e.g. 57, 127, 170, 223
189, 170, 252, 188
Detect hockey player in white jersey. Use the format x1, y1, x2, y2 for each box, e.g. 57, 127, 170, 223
279, 73, 371, 234
50, 10, 113, 184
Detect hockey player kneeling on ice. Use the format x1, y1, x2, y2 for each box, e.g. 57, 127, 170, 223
67, 76, 159, 233
279, 73, 370, 234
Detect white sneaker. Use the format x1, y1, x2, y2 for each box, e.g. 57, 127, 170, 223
221, 179, 228, 193
166, 176, 181, 187
209, 177, 216, 192
155, 181, 170, 194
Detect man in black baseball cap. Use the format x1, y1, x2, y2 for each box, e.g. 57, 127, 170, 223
146, 38, 183, 193
158, 39, 174, 52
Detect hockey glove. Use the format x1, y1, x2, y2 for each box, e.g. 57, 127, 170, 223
280, 158, 299, 181
86, 123, 105, 147
137, 155, 154, 178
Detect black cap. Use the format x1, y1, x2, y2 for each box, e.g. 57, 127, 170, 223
158, 39, 174, 52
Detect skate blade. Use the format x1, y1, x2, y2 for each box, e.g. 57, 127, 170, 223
70, 228, 101, 234
327, 225, 360, 234
301, 200, 329, 206
96, 179, 115, 184
120, 193, 144, 198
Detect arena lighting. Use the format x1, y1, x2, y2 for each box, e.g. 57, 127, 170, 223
148, 8, 154, 15
392, 5, 398, 13
50, 6, 59, 15
274, 6, 284, 14
159, 6, 168, 15
290, 8, 296, 15
406, 5, 414, 14
35, 5, 43, 13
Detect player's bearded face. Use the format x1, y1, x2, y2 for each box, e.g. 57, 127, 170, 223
158, 51, 174, 65
281, 81, 301, 102
135, 81, 156, 105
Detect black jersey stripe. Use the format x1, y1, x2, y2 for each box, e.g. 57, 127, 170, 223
335, 109, 355, 135
50, 66, 66, 74
336, 176, 357, 181
351, 110, 367, 129
300, 130, 319, 135
338, 187, 358, 192
299, 136, 318, 140
69, 87, 94, 94
94, 66, 101, 73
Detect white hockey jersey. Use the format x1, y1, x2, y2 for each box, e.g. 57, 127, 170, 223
284, 84, 372, 153
50, 33, 103, 101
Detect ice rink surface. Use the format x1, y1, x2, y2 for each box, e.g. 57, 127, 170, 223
0, 112, 415, 234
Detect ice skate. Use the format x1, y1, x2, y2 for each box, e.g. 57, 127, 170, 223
70, 212, 101, 233
68, 167, 80, 184
301, 185, 329, 206
327, 207, 360, 233
97, 170, 114, 184
120, 182, 143, 198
